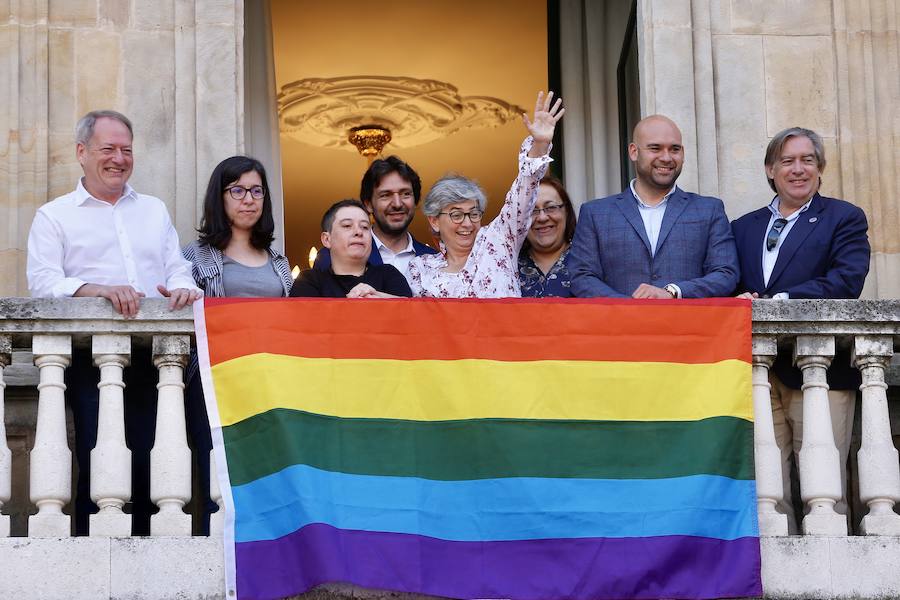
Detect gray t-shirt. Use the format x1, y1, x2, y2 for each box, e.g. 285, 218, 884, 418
221, 254, 286, 297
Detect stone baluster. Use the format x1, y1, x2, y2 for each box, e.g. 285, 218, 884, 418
794, 335, 846, 535
852, 335, 900, 535
89, 335, 132, 536
0, 335, 11, 537
209, 449, 225, 536
150, 335, 192, 535
752, 335, 788, 536
29, 335, 72, 537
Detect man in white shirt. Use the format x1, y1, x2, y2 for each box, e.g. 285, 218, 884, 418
26, 109, 201, 534
27, 111, 200, 314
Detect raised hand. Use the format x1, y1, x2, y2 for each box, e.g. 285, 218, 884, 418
523, 91, 565, 153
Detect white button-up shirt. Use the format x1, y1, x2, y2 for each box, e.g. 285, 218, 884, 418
762, 196, 812, 294
630, 179, 677, 256
26, 179, 199, 298
372, 231, 417, 278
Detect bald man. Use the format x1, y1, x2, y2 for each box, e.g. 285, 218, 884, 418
569, 115, 739, 298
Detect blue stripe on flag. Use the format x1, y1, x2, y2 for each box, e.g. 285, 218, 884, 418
232, 463, 758, 543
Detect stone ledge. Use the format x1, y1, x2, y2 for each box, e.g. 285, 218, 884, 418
0, 298, 194, 347
1, 297, 897, 327
0, 297, 193, 322
762, 536, 900, 599
752, 299, 900, 327
2, 536, 900, 599
0, 537, 223, 600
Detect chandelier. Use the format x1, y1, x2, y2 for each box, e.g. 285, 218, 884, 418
278, 75, 525, 158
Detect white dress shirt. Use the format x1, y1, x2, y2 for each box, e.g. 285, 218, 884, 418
372, 231, 417, 278
629, 179, 677, 256
762, 196, 812, 298
27, 179, 199, 298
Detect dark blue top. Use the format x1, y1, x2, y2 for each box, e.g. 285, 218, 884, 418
313, 235, 437, 271
517, 247, 573, 298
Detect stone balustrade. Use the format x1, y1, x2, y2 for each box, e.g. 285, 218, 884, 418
1, 297, 899, 599
0, 298, 196, 538
751, 299, 900, 538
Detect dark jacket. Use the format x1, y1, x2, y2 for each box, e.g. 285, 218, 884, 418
313, 235, 436, 271
731, 193, 870, 389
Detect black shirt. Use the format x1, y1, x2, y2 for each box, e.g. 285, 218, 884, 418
289, 264, 412, 298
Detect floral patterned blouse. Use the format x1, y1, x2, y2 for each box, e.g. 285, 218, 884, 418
518, 246, 573, 298
408, 137, 551, 298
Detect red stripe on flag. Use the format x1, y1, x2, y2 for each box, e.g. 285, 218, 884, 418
202, 297, 750, 365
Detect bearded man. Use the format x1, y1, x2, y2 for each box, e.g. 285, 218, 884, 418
313, 156, 437, 277
569, 115, 739, 298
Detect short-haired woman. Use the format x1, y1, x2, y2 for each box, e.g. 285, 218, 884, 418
407, 91, 564, 298
290, 199, 412, 298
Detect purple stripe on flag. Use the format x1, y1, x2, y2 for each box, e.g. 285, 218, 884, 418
235, 523, 761, 600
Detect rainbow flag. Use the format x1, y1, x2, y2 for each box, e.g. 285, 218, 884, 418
195, 297, 760, 600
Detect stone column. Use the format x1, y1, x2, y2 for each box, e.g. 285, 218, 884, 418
636, 0, 700, 192
209, 449, 225, 537
150, 335, 192, 536
0, 335, 11, 537
89, 334, 132, 536
752, 335, 788, 536
794, 335, 846, 535
852, 334, 900, 535
834, 0, 900, 298
0, 1, 50, 296
29, 334, 72, 537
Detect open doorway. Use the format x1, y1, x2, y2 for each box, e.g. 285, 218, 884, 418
268, 0, 548, 270
244, 0, 640, 268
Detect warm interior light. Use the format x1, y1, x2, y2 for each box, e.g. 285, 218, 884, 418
291, 265, 301, 280
308, 247, 318, 269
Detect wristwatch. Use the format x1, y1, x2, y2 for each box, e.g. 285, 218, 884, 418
664, 284, 679, 298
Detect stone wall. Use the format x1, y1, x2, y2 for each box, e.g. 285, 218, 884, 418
638, 0, 899, 298
0, 0, 244, 297
3, 1, 898, 298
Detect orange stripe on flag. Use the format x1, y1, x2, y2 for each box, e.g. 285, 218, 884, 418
203, 297, 751, 366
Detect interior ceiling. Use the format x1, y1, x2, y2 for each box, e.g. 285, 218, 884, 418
270, 0, 548, 269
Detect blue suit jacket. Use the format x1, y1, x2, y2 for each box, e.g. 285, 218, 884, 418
313, 235, 436, 271
569, 187, 740, 298
731, 194, 869, 299
732, 193, 870, 389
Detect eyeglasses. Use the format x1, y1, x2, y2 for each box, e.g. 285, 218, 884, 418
439, 209, 483, 224
531, 203, 565, 218
226, 185, 265, 200
766, 218, 788, 251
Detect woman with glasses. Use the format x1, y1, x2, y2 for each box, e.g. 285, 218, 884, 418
181, 155, 292, 534
183, 155, 293, 296
518, 174, 576, 297
408, 91, 564, 297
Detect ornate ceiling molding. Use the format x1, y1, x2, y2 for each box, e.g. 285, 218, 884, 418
277, 75, 525, 153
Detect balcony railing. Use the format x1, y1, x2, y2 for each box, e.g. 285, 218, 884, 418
1, 298, 899, 599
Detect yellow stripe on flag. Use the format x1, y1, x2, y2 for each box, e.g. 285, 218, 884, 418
213, 354, 752, 426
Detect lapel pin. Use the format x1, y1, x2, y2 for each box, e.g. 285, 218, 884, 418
809, 217, 818, 223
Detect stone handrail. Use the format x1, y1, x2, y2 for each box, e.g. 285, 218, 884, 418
750, 299, 900, 536
0, 298, 203, 537
0, 298, 898, 538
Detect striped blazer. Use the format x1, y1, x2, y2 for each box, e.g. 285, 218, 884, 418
182, 240, 293, 298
